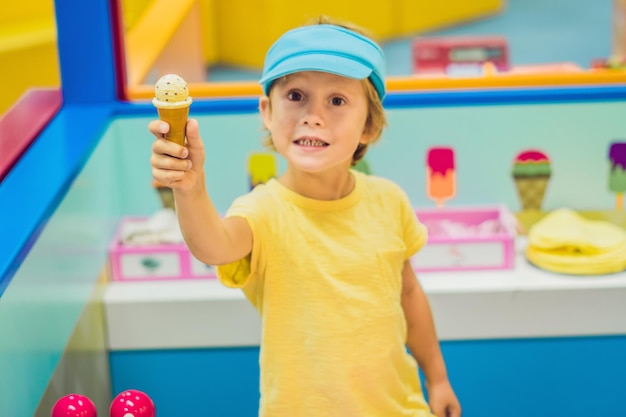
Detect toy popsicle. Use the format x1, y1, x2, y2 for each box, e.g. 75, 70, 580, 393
152, 74, 192, 146
426, 147, 456, 208
608, 141, 626, 210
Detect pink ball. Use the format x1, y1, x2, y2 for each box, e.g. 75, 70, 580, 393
51, 394, 97, 417
109, 389, 155, 417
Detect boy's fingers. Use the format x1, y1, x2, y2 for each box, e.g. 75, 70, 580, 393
151, 120, 188, 160
185, 119, 203, 149
152, 167, 186, 185
148, 120, 170, 136
151, 148, 190, 169
152, 137, 185, 158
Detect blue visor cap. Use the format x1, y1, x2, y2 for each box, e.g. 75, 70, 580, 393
259, 24, 386, 99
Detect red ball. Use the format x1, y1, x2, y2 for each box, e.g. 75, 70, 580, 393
109, 389, 155, 417
51, 394, 97, 417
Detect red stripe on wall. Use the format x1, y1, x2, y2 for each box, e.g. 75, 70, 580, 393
0, 89, 63, 182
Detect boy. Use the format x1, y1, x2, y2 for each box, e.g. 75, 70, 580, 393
150, 18, 461, 417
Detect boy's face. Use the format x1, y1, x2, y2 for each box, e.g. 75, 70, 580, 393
259, 71, 371, 174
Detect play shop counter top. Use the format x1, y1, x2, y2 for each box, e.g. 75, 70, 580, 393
103, 240, 626, 350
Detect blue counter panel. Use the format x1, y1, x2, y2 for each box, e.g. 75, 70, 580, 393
109, 336, 626, 417
441, 336, 626, 417
110, 347, 261, 417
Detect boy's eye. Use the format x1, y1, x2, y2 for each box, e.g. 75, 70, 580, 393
331, 97, 346, 106
287, 91, 303, 101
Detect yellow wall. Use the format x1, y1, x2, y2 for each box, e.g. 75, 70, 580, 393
120, 0, 219, 66
120, 0, 154, 30
0, 0, 59, 115
198, 0, 219, 65
215, 0, 396, 68
1, 2, 56, 21
395, 0, 504, 34
213, 0, 504, 69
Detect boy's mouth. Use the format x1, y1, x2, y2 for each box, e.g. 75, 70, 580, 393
294, 137, 329, 147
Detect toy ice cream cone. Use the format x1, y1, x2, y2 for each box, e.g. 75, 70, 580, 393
152, 74, 192, 146
153, 180, 175, 210
513, 176, 550, 210
511, 149, 551, 211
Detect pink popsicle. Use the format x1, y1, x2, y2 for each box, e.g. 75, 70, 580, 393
426, 147, 456, 207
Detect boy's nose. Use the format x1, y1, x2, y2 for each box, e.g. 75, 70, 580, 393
301, 102, 324, 126
303, 117, 322, 126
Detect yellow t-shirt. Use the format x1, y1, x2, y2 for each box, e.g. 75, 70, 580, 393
217, 171, 432, 416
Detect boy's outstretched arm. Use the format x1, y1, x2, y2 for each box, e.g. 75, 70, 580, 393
149, 119, 252, 265
401, 260, 462, 417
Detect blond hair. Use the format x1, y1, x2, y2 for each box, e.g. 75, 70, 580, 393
262, 16, 387, 165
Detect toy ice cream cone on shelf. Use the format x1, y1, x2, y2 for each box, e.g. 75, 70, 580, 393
153, 180, 175, 210
152, 74, 192, 146
426, 147, 456, 208
511, 149, 551, 211
609, 141, 626, 210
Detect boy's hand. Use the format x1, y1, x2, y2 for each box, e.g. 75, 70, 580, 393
427, 379, 461, 417
149, 118, 205, 191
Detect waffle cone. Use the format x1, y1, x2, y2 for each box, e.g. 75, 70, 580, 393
514, 176, 550, 210
156, 105, 190, 146
157, 187, 175, 210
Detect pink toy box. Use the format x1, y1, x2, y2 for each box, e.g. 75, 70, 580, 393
109, 217, 216, 282
411, 206, 517, 272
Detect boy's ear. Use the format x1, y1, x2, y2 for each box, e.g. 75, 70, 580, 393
359, 127, 375, 145
259, 96, 272, 129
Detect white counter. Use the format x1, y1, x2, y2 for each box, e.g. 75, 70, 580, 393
104, 244, 626, 350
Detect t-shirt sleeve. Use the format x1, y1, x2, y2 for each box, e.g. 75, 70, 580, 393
215, 194, 263, 291
396, 186, 428, 259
